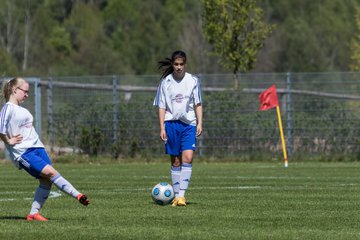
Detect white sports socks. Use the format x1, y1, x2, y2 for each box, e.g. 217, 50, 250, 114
29, 184, 51, 215
178, 163, 192, 197
171, 165, 181, 197
51, 174, 80, 198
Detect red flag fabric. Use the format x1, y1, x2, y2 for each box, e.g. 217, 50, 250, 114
259, 84, 279, 111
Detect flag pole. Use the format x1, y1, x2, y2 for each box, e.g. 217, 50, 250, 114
276, 105, 288, 167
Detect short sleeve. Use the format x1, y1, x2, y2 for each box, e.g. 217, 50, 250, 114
153, 80, 166, 109
0, 104, 10, 135
192, 76, 202, 105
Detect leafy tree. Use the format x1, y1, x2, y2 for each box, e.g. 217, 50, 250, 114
281, 17, 324, 72
22, 0, 66, 75
1, 0, 358, 76
47, 26, 72, 62
202, 0, 274, 88
350, 6, 360, 71
258, 0, 358, 72
0, 48, 17, 76
63, 1, 119, 75
102, 0, 141, 74
179, 0, 223, 74
0, 0, 22, 58
103, 0, 187, 75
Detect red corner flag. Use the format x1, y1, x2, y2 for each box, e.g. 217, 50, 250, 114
259, 84, 279, 111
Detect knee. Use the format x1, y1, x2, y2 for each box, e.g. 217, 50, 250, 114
171, 156, 181, 167
40, 165, 59, 179
182, 152, 193, 164
182, 156, 193, 164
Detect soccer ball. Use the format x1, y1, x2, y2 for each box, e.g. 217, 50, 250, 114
151, 182, 175, 205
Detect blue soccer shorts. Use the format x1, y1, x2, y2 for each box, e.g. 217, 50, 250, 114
18, 148, 52, 178
165, 120, 196, 156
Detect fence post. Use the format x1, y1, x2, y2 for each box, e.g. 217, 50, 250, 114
286, 72, 292, 157
112, 75, 119, 158
33, 78, 42, 137
47, 77, 54, 152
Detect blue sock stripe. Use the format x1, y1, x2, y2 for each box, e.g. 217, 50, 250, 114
50, 173, 61, 182
181, 163, 192, 168
171, 166, 181, 171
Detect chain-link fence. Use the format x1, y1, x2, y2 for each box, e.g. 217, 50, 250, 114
2, 73, 360, 161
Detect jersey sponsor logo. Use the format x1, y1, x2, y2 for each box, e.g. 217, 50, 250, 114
172, 94, 190, 103
174, 94, 184, 103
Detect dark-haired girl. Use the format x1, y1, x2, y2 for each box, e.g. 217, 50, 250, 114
154, 51, 203, 206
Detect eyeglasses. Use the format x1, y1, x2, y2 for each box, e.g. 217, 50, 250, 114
17, 87, 29, 94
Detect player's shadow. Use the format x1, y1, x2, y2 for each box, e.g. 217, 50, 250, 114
0, 216, 26, 220
150, 201, 197, 206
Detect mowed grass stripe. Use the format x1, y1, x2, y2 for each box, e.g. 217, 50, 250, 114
1, 161, 360, 239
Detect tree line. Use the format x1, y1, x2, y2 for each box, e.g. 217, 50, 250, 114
1, 0, 360, 77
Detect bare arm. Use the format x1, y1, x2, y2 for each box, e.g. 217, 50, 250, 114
195, 103, 203, 137
158, 108, 167, 142
0, 133, 23, 145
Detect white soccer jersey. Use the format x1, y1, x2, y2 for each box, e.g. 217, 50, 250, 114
154, 72, 202, 126
0, 102, 44, 167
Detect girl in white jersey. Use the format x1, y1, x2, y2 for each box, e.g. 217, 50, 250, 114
154, 51, 203, 206
0, 77, 90, 221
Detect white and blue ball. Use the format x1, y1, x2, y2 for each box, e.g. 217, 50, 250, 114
151, 182, 174, 205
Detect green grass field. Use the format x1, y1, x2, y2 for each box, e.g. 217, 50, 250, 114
1, 161, 360, 239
